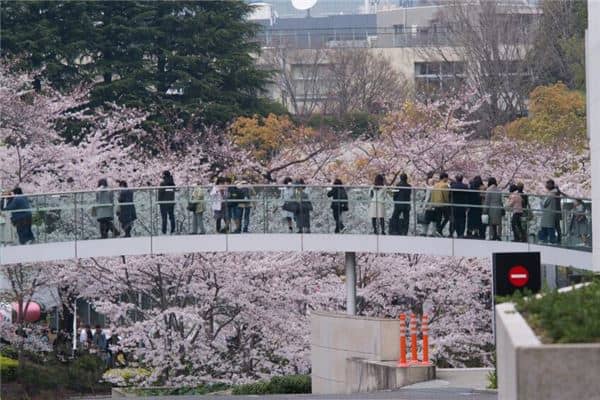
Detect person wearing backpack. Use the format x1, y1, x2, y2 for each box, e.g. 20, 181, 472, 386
327, 178, 348, 233
390, 173, 411, 235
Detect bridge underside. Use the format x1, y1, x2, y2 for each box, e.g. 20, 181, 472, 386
0, 234, 592, 270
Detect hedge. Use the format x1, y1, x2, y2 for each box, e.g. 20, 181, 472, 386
232, 374, 311, 395
0, 355, 18, 382
515, 280, 600, 343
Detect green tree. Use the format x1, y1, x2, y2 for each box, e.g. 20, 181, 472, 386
1, 1, 278, 127
501, 83, 586, 150
530, 0, 587, 91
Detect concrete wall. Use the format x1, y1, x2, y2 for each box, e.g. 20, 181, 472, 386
496, 302, 600, 400
588, 0, 600, 271
311, 311, 400, 394
346, 358, 435, 393
2, 234, 592, 269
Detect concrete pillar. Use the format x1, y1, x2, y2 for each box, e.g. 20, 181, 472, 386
345, 252, 356, 315
587, 1, 600, 272
542, 264, 557, 290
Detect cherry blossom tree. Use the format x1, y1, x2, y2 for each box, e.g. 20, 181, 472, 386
0, 66, 591, 389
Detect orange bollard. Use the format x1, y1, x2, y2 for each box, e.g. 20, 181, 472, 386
397, 314, 408, 367
421, 314, 430, 365
410, 313, 418, 364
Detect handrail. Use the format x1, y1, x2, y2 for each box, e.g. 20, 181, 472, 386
0, 185, 591, 253
0, 184, 589, 200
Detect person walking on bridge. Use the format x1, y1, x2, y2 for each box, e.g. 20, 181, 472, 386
117, 180, 137, 237
369, 174, 387, 235
539, 179, 558, 244
280, 177, 295, 233
507, 184, 525, 242
449, 174, 468, 238
466, 175, 485, 239
4, 187, 35, 244
484, 177, 503, 240
95, 179, 120, 239
190, 184, 206, 234
390, 173, 411, 235
430, 172, 450, 236
293, 179, 312, 234
327, 178, 348, 233
158, 171, 176, 234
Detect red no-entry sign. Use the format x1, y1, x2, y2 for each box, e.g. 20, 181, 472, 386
493, 253, 540, 296
508, 265, 529, 287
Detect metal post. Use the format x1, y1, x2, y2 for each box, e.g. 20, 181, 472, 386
72, 299, 77, 351
345, 252, 356, 315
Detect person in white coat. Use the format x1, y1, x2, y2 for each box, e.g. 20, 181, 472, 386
0, 190, 16, 244
210, 178, 226, 233
368, 174, 388, 234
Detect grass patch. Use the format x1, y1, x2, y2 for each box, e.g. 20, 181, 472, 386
514, 280, 600, 344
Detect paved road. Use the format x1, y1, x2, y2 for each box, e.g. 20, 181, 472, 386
82, 387, 497, 400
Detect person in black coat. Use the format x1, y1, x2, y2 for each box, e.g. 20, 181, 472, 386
3, 187, 34, 244
117, 180, 137, 237
158, 171, 176, 234
327, 178, 348, 233
293, 179, 312, 233
390, 173, 411, 235
450, 174, 469, 238
466, 175, 485, 239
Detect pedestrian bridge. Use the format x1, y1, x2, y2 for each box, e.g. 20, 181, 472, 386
0, 185, 593, 270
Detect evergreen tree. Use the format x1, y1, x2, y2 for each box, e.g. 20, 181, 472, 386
1, 1, 279, 127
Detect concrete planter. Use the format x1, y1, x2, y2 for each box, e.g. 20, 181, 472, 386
496, 302, 600, 400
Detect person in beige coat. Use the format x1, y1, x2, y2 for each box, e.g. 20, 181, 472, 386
190, 185, 206, 234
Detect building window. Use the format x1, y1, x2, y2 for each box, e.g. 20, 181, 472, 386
414, 61, 466, 96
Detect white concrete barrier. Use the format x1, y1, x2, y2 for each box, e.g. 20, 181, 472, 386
496, 303, 600, 400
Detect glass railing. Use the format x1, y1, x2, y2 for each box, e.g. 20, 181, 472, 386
0, 185, 592, 251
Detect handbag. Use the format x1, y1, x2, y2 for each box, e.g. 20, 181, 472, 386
481, 214, 489, 225
282, 201, 298, 213
187, 202, 197, 212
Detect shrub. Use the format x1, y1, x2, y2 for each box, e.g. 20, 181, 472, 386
127, 383, 229, 396
515, 280, 600, 343
0, 355, 18, 382
232, 381, 271, 395
68, 354, 108, 392
232, 375, 311, 395
18, 361, 64, 393
103, 367, 152, 387
0, 345, 18, 359
270, 375, 311, 393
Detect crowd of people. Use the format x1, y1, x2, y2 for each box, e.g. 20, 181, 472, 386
0, 171, 591, 246
78, 324, 125, 367
359, 172, 589, 245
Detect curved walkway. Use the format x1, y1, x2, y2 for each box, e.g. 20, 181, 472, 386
0, 185, 593, 269
0, 234, 592, 269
